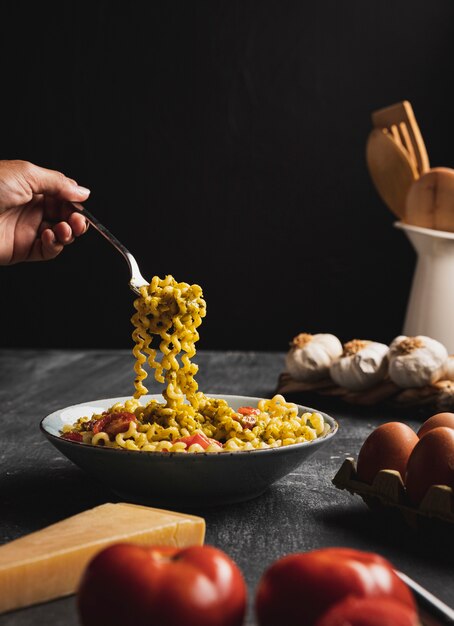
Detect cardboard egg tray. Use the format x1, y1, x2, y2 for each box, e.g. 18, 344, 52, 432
276, 372, 454, 417
333, 457, 454, 529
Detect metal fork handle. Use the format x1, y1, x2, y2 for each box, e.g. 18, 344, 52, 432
396, 571, 454, 625
69, 202, 148, 294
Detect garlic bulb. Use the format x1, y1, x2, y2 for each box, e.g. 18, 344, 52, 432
388, 335, 448, 388
285, 333, 343, 382
329, 339, 389, 391
441, 356, 454, 381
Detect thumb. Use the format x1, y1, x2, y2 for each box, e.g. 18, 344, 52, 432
20, 161, 90, 201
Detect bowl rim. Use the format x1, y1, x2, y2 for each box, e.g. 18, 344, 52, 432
40, 393, 338, 459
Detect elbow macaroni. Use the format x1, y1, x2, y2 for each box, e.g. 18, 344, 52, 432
62, 276, 328, 452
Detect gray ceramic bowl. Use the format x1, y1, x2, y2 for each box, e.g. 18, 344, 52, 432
40, 394, 338, 507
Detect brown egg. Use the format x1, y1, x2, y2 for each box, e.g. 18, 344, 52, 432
417, 412, 454, 439
405, 427, 454, 504
356, 422, 419, 484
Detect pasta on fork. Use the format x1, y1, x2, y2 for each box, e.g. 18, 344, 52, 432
131, 275, 206, 406
61, 276, 327, 452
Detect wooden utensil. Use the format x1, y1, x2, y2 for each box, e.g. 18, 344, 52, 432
366, 128, 418, 218
405, 167, 454, 232
372, 100, 430, 176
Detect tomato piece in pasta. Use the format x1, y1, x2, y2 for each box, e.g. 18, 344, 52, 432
234, 407, 260, 429
174, 433, 223, 450
61, 432, 83, 442
238, 407, 260, 416
92, 412, 137, 437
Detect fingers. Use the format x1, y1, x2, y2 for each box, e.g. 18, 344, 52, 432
38, 195, 89, 253
33, 219, 83, 263
25, 228, 65, 262
39, 212, 88, 241
40, 221, 79, 246
14, 160, 91, 202
52, 221, 74, 245
41, 229, 64, 260
68, 211, 89, 237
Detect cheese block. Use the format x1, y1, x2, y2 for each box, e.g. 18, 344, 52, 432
0, 502, 205, 614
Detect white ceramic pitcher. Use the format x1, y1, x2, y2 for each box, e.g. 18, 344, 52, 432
395, 221, 454, 353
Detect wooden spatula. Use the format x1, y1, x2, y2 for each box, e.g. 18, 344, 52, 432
366, 128, 418, 218
372, 101, 430, 176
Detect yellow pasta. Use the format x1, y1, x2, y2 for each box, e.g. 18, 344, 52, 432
131, 275, 206, 407
61, 276, 328, 452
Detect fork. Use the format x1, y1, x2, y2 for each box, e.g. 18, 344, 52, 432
69, 202, 149, 295
396, 571, 454, 625
372, 100, 430, 176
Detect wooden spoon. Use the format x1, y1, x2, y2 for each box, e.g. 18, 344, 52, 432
405, 167, 454, 232
366, 128, 418, 218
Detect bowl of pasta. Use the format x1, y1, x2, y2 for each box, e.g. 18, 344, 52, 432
41, 275, 337, 506
40, 393, 338, 507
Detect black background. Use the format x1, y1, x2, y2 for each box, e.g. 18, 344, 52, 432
1, 1, 453, 351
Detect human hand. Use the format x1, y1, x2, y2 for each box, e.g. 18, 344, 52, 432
0, 159, 91, 264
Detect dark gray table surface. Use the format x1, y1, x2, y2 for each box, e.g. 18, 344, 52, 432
0, 349, 452, 626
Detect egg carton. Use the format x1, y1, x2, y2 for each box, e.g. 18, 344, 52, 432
333, 457, 454, 528
276, 372, 454, 415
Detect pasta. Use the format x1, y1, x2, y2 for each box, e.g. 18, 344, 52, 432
131, 275, 206, 407
61, 276, 328, 452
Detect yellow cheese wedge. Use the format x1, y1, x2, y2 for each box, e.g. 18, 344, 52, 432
0, 502, 205, 614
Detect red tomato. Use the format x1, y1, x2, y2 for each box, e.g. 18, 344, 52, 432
92, 412, 136, 437
255, 548, 415, 626
61, 432, 83, 442
314, 597, 419, 626
90, 413, 109, 434
78, 544, 246, 626
234, 407, 260, 430
418, 412, 454, 439
238, 407, 260, 416
174, 432, 223, 450
356, 422, 418, 484
405, 426, 454, 504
